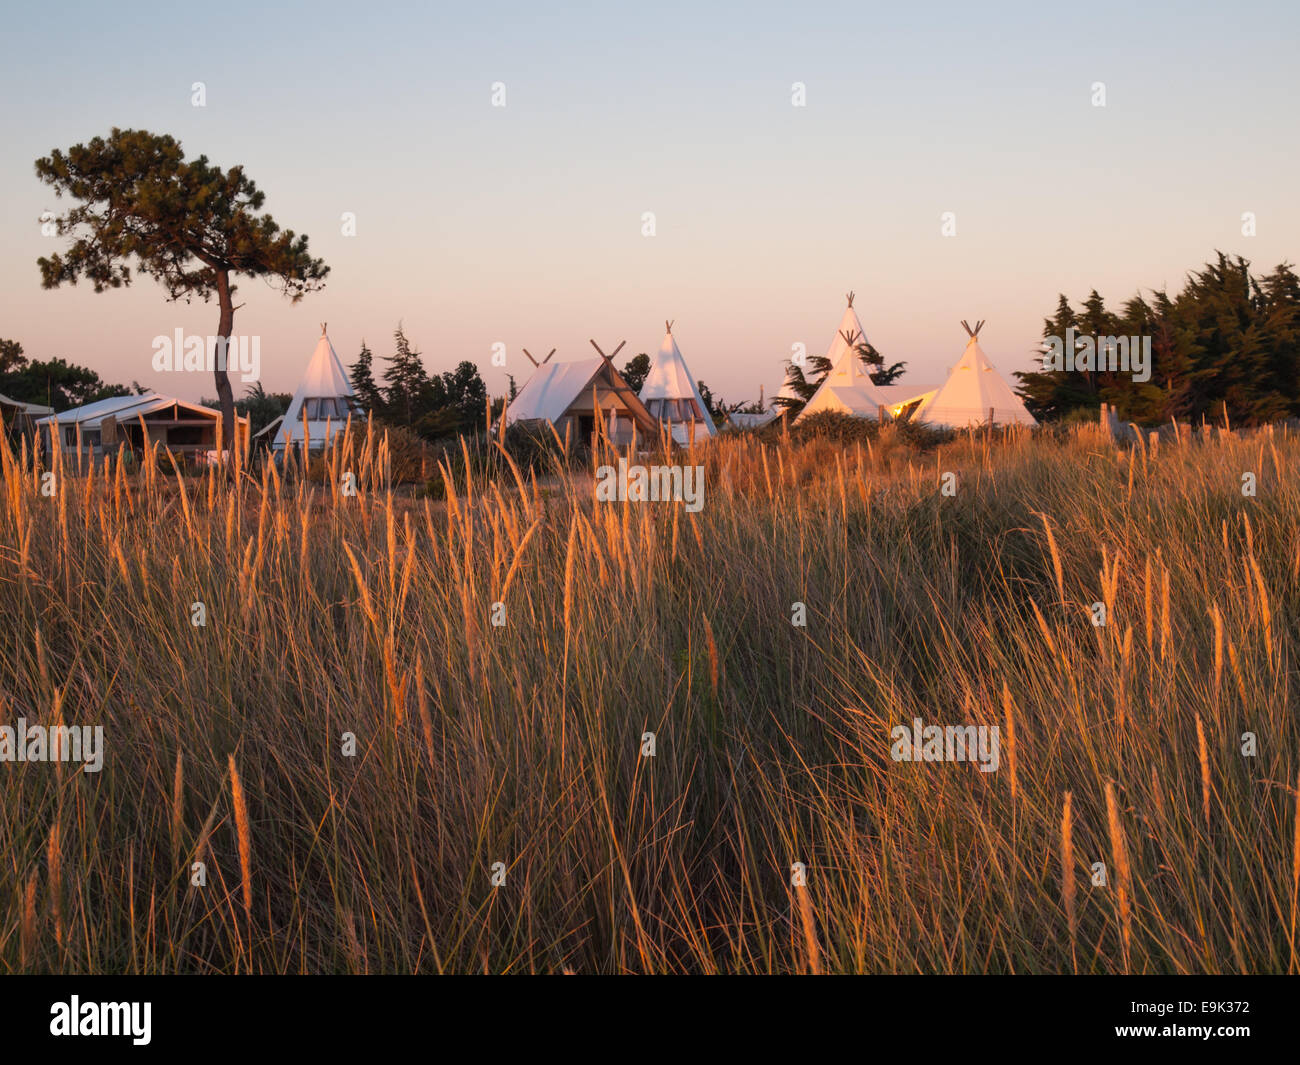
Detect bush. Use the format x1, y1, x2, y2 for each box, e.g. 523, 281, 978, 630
378, 423, 434, 485
787, 410, 883, 445
757, 410, 955, 452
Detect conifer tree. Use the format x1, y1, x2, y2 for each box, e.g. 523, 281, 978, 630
349, 340, 385, 415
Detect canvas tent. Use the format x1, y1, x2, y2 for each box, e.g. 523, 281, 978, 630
267, 326, 366, 451
723, 382, 790, 430
724, 410, 777, 430
36, 393, 248, 463
0, 392, 54, 440
874, 382, 939, 419
722, 384, 778, 430
794, 292, 887, 423
506, 342, 660, 447
638, 323, 716, 445
912, 321, 1038, 428
0, 392, 53, 418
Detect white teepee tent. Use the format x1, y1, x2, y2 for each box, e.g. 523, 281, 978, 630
639, 322, 716, 445
912, 321, 1038, 429
794, 292, 887, 422
272, 325, 367, 450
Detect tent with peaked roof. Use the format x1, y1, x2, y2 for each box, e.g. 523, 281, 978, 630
794, 292, 887, 423
1, 392, 54, 441
268, 325, 367, 450
912, 321, 1038, 428
36, 392, 248, 461
505, 342, 660, 447
639, 322, 716, 445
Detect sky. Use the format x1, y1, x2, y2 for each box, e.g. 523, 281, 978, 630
1, 0, 1297, 405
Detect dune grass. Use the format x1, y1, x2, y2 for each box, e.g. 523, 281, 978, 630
0, 419, 1296, 973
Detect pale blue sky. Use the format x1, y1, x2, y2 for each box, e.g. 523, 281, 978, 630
1, 0, 1296, 403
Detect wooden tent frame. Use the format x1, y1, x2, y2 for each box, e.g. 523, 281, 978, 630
587, 338, 660, 440
522, 347, 557, 368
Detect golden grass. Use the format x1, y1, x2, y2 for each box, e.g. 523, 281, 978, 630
0, 419, 1295, 973
1061, 791, 1076, 970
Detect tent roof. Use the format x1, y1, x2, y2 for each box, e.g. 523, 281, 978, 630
823, 302, 872, 370
807, 384, 883, 419
726, 410, 779, 430
912, 332, 1037, 428
506, 356, 607, 423
874, 383, 939, 412
0, 392, 53, 416
506, 356, 660, 435
254, 414, 285, 440
275, 331, 366, 448
873, 383, 938, 404
639, 329, 716, 439
37, 393, 227, 428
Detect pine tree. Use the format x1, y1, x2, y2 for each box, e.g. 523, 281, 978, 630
381, 324, 432, 427
1015, 253, 1300, 426
1015, 294, 1090, 421
440, 360, 488, 431
350, 340, 385, 416
621, 353, 651, 393
696, 380, 718, 418
35, 128, 327, 451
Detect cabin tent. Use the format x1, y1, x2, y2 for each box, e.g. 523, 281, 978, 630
35, 392, 248, 460
0, 392, 54, 440
506, 352, 659, 447
912, 321, 1038, 428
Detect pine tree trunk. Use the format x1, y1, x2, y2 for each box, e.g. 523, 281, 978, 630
214, 270, 236, 460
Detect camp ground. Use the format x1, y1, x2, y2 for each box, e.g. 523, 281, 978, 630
16, 298, 1045, 472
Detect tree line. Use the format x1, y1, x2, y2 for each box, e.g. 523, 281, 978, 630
347, 325, 489, 441
1015, 253, 1300, 426
0, 338, 128, 411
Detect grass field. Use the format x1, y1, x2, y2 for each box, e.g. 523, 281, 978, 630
1, 421, 1296, 973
